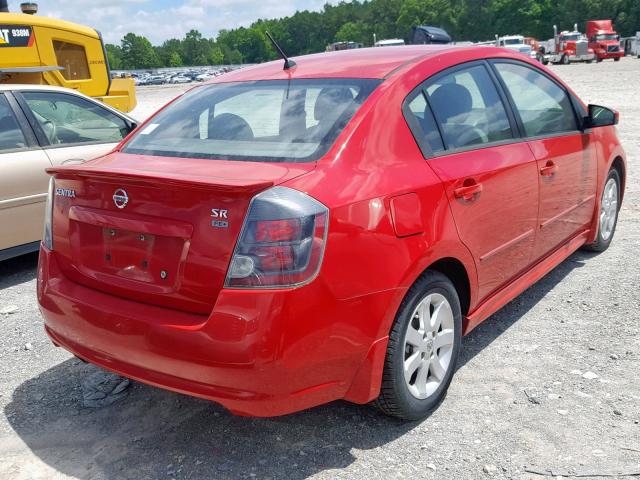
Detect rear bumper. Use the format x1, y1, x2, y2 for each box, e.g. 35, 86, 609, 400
37, 246, 395, 416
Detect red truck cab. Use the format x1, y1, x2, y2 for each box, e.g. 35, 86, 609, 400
587, 20, 623, 62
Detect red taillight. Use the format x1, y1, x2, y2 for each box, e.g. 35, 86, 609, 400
253, 245, 296, 271
225, 187, 329, 288
255, 219, 302, 243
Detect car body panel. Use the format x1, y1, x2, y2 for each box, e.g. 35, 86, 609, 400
428, 143, 539, 301
0, 149, 52, 250
528, 133, 598, 260
0, 85, 135, 260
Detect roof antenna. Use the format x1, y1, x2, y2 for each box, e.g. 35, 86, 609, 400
265, 31, 296, 70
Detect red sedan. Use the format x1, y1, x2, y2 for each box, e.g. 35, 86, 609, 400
38, 46, 626, 420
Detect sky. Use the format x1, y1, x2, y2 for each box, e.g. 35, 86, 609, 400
6, 0, 340, 44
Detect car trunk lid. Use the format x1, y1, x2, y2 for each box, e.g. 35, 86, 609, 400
48, 152, 314, 315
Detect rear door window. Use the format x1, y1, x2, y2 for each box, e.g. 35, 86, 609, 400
404, 92, 445, 154
0, 95, 27, 151
424, 65, 514, 150
123, 79, 381, 162
493, 62, 578, 137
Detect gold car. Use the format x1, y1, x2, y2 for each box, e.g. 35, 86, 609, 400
0, 85, 136, 261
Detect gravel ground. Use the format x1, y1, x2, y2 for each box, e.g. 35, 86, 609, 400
1, 58, 639, 480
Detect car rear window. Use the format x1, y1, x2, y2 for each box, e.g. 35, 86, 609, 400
122, 79, 381, 162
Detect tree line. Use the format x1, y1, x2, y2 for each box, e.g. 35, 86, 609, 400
105, 0, 640, 69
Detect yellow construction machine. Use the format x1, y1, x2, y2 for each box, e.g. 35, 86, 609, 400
0, 1, 136, 112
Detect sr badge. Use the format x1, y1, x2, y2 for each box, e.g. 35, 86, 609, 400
211, 208, 228, 228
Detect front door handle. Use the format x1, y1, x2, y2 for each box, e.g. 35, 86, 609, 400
454, 180, 483, 202
540, 160, 558, 177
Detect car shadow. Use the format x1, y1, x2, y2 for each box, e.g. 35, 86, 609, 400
3, 250, 594, 479
458, 250, 595, 368
0, 252, 38, 289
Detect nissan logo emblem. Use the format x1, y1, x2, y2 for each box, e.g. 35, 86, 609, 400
113, 188, 129, 209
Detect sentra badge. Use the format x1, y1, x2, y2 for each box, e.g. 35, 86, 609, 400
211, 208, 228, 228
55, 187, 76, 198
113, 188, 129, 209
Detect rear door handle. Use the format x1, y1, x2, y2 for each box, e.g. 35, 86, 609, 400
453, 180, 483, 202
540, 160, 558, 177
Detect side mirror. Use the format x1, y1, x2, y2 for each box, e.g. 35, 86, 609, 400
127, 121, 138, 133
583, 104, 619, 129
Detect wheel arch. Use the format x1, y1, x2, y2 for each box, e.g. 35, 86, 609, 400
611, 155, 626, 204
344, 254, 473, 405
425, 257, 471, 318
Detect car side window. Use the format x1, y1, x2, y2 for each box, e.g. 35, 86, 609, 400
424, 65, 514, 150
493, 62, 578, 137
405, 92, 445, 154
21, 92, 129, 146
0, 95, 27, 151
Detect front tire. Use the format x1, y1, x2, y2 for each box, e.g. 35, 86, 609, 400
583, 168, 621, 252
562, 54, 570, 65
373, 271, 462, 420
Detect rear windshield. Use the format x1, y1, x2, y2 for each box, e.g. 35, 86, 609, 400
122, 78, 381, 162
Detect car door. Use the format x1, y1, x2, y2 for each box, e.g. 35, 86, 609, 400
15, 90, 133, 168
491, 61, 597, 261
0, 92, 53, 256
404, 62, 539, 300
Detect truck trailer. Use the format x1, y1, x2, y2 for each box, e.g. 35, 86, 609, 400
621, 32, 640, 58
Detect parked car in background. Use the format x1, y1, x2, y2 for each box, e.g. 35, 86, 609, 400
38, 46, 625, 420
410, 25, 452, 44
169, 74, 192, 84
587, 20, 623, 62
375, 38, 405, 47
326, 41, 363, 51
145, 75, 167, 86
0, 85, 137, 261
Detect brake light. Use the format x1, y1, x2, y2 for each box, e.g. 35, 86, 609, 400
43, 177, 54, 250
255, 219, 302, 243
225, 187, 329, 288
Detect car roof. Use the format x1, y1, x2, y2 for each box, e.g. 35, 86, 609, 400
206, 45, 479, 83
0, 84, 137, 121
0, 84, 92, 93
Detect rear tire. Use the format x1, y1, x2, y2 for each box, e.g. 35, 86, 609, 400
582, 168, 621, 252
614, 57, 620, 62
372, 271, 462, 420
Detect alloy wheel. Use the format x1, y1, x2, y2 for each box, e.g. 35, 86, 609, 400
402, 293, 455, 399
599, 177, 618, 241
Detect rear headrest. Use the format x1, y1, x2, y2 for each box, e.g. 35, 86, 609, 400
428, 83, 472, 123
314, 87, 355, 122
208, 113, 254, 140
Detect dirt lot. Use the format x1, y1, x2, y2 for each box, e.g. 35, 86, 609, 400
1, 58, 639, 480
